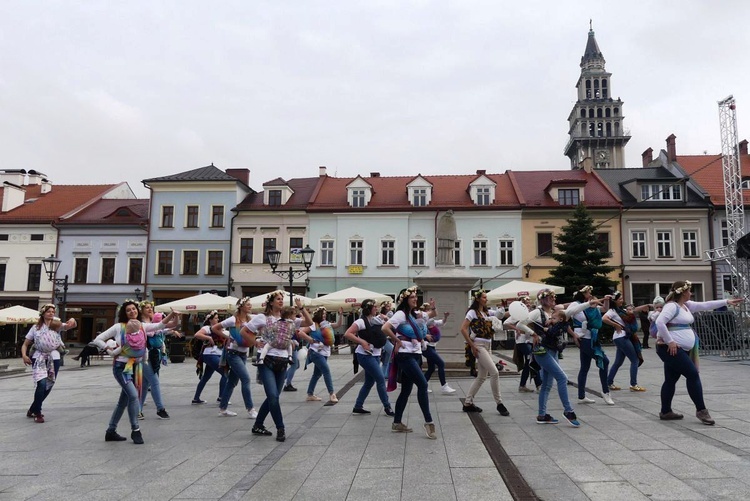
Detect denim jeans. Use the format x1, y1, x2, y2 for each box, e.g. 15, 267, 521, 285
285, 346, 298, 386
255, 364, 286, 430
307, 350, 334, 395
140, 359, 165, 411
656, 344, 705, 413
381, 340, 394, 378
423, 345, 447, 386
577, 339, 610, 398
518, 343, 542, 388
28, 359, 60, 415
355, 352, 390, 410
535, 349, 573, 416
108, 361, 141, 432
194, 353, 227, 401
394, 353, 432, 424
608, 337, 639, 387
220, 351, 253, 411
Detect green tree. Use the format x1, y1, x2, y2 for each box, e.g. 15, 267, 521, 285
542, 204, 617, 301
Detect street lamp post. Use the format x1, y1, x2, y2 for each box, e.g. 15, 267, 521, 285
266, 245, 315, 306
41, 255, 69, 325
134, 288, 143, 301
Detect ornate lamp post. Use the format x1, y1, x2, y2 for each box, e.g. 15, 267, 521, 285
266, 245, 315, 306
41, 255, 69, 324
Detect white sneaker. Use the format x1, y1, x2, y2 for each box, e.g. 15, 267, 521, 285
578, 396, 596, 404
441, 384, 456, 394
427, 389, 433, 393
603, 393, 615, 405
247, 408, 258, 419
219, 409, 237, 417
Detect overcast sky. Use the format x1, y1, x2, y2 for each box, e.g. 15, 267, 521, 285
2, 1, 748, 198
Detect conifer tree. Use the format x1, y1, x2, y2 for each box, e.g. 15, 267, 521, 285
542, 204, 617, 301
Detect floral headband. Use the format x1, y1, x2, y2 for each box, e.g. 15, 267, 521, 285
139, 300, 155, 309
206, 310, 219, 320
39, 303, 55, 315
672, 281, 692, 295
612, 291, 623, 300
520, 296, 533, 305
379, 300, 392, 308
537, 289, 557, 300
265, 290, 285, 304
578, 285, 593, 294
361, 300, 376, 311
314, 306, 327, 315
236, 297, 252, 308
398, 286, 419, 303
472, 289, 488, 300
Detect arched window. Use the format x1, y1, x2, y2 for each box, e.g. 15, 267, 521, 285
589, 123, 595, 137
588, 109, 595, 118
615, 122, 620, 135
597, 123, 603, 137
601, 79, 608, 98
614, 107, 619, 116
585, 80, 591, 99
606, 123, 612, 136
605, 108, 611, 117
580, 109, 586, 118
594, 79, 600, 98
581, 123, 587, 135
597, 108, 603, 118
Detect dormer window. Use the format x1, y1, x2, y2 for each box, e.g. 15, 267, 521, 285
268, 190, 282, 206
346, 176, 374, 208
641, 184, 682, 201
352, 189, 366, 207
468, 173, 496, 206
406, 175, 433, 207
412, 188, 427, 206
558, 189, 580, 206
476, 187, 491, 206
262, 180, 295, 206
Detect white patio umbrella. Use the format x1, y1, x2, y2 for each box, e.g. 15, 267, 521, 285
247, 291, 313, 313
311, 287, 392, 312
0, 305, 40, 345
485, 280, 565, 303
154, 293, 240, 314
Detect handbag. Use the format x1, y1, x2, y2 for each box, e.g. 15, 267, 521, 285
264, 355, 290, 373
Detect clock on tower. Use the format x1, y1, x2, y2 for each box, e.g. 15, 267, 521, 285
595, 149, 610, 165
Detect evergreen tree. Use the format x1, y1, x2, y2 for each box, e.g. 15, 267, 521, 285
542, 204, 617, 301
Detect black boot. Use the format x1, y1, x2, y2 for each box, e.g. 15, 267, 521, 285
105, 430, 126, 442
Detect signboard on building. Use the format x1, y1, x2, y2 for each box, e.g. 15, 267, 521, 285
348, 265, 363, 274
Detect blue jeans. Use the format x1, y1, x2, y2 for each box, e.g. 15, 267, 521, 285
394, 353, 432, 424
29, 359, 60, 415
656, 344, 705, 413
608, 337, 639, 387
577, 339, 610, 398
518, 343, 542, 388
536, 350, 573, 416
194, 353, 227, 401
423, 345, 446, 386
255, 364, 286, 430
355, 352, 390, 410
220, 351, 253, 411
307, 350, 334, 395
285, 347, 298, 386
381, 340, 394, 378
140, 359, 164, 411
108, 361, 141, 432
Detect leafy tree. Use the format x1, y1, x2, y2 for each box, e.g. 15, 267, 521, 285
542, 204, 617, 302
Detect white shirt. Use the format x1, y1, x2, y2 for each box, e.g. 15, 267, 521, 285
351, 318, 383, 357
387, 310, 426, 354
603, 309, 628, 340
197, 325, 223, 356
464, 309, 492, 347
219, 317, 250, 354
655, 300, 727, 351
565, 301, 601, 340
245, 313, 302, 358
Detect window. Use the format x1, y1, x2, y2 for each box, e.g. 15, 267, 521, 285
321, 240, 334, 266
631, 231, 647, 258
682, 230, 699, 258
207, 251, 223, 275
101, 258, 115, 284
211, 206, 224, 227
723, 274, 734, 297
74, 258, 88, 284
476, 187, 491, 206
498, 239, 514, 266
161, 206, 174, 228
349, 240, 363, 265
269, 190, 282, 206
128, 258, 143, 284
596, 232, 611, 256
656, 230, 673, 258
157, 250, 173, 275
558, 189, 580, 206
721, 220, 729, 247
352, 189, 366, 208
263, 238, 276, 264
454, 241, 461, 266
641, 184, 683, 201
240, 238, 254, 264
411, 240, 425, 266
0, 263, 5, 291
30, 234, 44, 241
186, 206, 199, 228
537, 233, 553, 257
473, 240, 488, 266
381, 240, 395, 266
27, 263, 41, 291
183, 251, 198, 275
412, 188, 427, 207
742, 178, 750, 189
289, 237, 303, 262
0, 234, 8, 241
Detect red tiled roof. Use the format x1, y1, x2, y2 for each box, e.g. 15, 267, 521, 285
236, 177, 321, 211
58, 199, 149, 225
308, 173, 521, 211
0, 184, 120, 223
508, 170, 620, 208
676, 154, 750, 206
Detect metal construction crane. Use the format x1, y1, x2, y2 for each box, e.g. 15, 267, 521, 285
703, 95, 749, 358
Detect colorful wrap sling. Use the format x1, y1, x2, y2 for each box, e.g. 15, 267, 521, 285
118, 323, 147, 401
573, 306, 606, 370
263, 317, 295, 350
310, 321, 335, 347
395, 313, 427, 341
31, 325, 61, 389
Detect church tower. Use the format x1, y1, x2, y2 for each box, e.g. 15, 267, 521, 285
564, 25, 630, 169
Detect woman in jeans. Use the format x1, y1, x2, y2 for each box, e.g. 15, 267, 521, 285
603, 292, 651, 392
655, 280, 742, 425
382, 286, 438, 439
92, 301, 177, 444
504, 297, 541, 393
212, 297, 256, 419
297, 306, 343, 403
241, 292, 312, 442
375, 301, 394, 379
460, 290, 509, 416
421, 302, 456, 395
138, 301, 181, 420
191, 310, 228, 404
343, 299, 394, 416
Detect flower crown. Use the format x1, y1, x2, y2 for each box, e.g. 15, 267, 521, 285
138, 300, 155, 309
206, 309, 219, 320
379, 300, 392, 308
314, 306, 327, 316
520, 296, 533, 305
672, 281, 692, 295
361, 300, 376, 311
612, 291, 623, 300
537, 289, 557, 300
265, 290, 285, 304
578, 285, 593, 294
472, 289, 488, 300
398, 286, 419, 303
236, 297, 252, 309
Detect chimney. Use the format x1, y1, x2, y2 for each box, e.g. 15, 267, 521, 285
740, 140, 748, 156
40, 179, 52, 194
641, 148, 654, 167
476, 169, 486, 176
666, 134, 677, 162
0, 169, 26, 186
370, 172, 380, 178
2, 182, 26, 212
318, 166, 327, 177
26, 169, 47, 186
225, 168, 250, 186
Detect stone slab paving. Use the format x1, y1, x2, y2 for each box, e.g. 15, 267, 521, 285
2, 344, 750, 500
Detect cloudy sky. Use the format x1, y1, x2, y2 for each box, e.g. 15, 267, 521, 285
2, 1, 748, 197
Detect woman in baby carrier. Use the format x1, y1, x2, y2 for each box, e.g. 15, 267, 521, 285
603, 292, 651, 392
